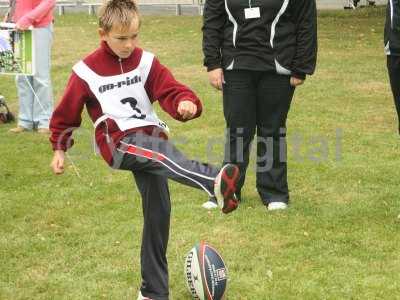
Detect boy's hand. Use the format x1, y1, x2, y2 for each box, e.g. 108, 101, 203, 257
177, 101, 197, 120
51, 150, 65, 175
208, 68, 224, 90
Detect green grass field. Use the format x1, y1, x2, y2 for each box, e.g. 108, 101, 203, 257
1, 7, 400, 300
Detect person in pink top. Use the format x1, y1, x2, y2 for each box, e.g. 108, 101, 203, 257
6, 0, 55, 134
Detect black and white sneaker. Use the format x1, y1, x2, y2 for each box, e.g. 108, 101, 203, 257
137, 291, 153, 300
202, 196, 219, 210
267, 202, 288, 211
214, 164, 240, 214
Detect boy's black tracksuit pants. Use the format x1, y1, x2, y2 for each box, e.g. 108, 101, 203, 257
113, 133, 220, 300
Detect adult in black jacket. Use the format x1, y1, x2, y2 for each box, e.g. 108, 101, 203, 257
202, 0, 317, 210
385, 0, 400, 133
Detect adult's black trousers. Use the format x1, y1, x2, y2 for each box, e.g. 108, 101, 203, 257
222, 70, 295, 205
387, 55, 400, 133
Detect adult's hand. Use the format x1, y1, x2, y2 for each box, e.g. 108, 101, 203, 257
290, 76, 304, 87
15, 24, 25, 31
15, 17, 33, 31
208, 68, 224, 91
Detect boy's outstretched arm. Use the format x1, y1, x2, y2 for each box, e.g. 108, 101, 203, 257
51, 150, 65, 175
145, 56, 202, 122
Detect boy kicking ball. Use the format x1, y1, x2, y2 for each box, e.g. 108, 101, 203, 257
49, 0, 239, 299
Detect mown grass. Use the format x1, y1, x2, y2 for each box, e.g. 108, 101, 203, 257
1, 6, 400, 300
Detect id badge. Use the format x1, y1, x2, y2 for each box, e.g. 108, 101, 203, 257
244, 7, 260, 19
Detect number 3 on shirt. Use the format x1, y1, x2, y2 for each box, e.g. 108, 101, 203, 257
121, 97, 146, 120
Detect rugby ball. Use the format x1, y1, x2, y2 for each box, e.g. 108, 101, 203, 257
184, 242, 228, 300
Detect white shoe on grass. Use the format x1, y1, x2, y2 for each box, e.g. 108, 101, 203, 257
202, 197, 218, 210
137, 291, 153, 300
267, 202, 288, 211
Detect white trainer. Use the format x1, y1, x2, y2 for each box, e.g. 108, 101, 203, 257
267, 202, 288, 211
137, 291, 153, 300
202, 200, 219, 210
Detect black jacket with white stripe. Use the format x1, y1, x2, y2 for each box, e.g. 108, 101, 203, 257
385, 0, 400, 56
202, 0, 317, 79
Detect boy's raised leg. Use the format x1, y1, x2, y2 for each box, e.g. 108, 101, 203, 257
116, 133, 240, 214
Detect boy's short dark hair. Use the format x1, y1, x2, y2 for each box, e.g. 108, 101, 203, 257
99, 0, 140, 32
